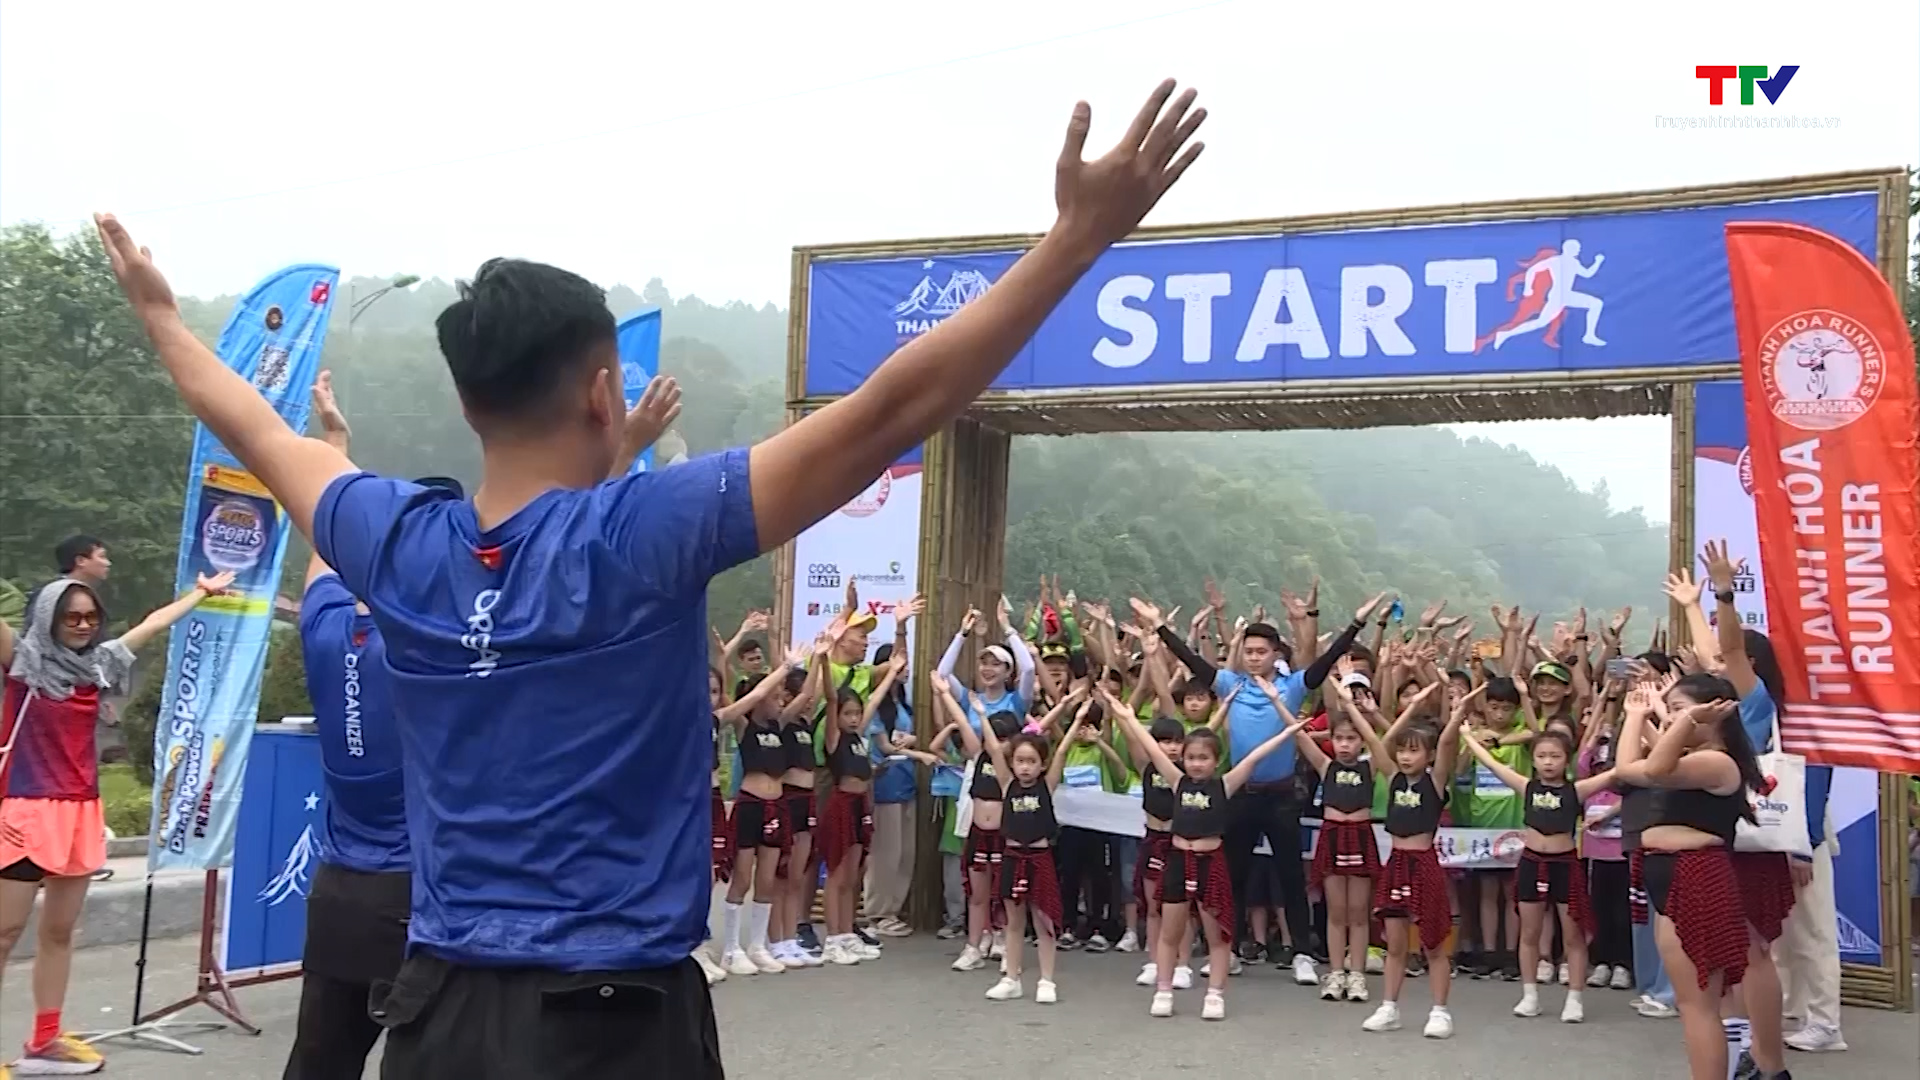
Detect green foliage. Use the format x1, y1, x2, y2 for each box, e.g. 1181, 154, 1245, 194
0, 579, 23, 632
120, 662, 164, 786
258, 627, 315, 722
99, 763, 151, 838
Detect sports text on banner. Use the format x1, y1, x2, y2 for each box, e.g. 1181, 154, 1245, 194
1724, 222, 1920, 773
147, 267, 339, 871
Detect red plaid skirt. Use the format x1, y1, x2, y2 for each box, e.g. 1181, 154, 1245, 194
820, 788, 873, 872
1732, 851, 1796, 943
1311, 818, 1380, 889
1517, 847, 1594, 939
1629, 850, 1649, 926
711, 788, 733, 883
1160, 847, 1235, 944
999, 845, 1063, 931
962, 826, 1007, 931
1135, 829, 1173, 909
1644, 847, 1748, 989
1373, 846, 1452, 953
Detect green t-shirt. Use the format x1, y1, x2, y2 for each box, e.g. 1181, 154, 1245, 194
1462, 727, 1533, 830
1061, 741, 1119, 793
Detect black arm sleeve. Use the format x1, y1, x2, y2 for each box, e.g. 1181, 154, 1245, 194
1303, 619, 1364, 690
1155, 625, 1217, 686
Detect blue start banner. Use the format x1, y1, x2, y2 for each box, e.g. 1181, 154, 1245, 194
803, 192, 1879, 396
148, 265, 339, 872
617, 307, 662, 474
222, 726, 326, 976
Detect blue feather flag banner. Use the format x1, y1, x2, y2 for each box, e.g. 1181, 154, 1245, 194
616, 307, 662, 474
147, 265, 339, 872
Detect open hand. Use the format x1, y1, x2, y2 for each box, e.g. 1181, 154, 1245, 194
1355, 592, 1391, 624
894, 594, 926, 623
1053, 81, 1207, 252
1663, 568, 1703, 607
195, 570, 237, 595
311, 370, 350, 446
94, 213, 179, 322
620, 376, 682, 453
1701, 538, 1738, 594
1128, 597, 1163, 628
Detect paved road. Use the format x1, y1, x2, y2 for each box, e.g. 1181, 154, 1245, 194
9, 934, 1914, 1078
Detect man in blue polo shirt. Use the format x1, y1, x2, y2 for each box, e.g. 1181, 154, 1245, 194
97, 79, 1208, 1077
1141, 591, 1385, 986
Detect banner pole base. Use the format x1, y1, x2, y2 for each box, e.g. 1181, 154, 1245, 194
81, 869, 263, 1055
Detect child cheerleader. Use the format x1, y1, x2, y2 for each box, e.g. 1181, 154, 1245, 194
1288, 665, 1432, 1003
978, 687, 1087, 1003
717, 649, 817, 975
1106, 683, 1307, 1021
1361, 682, 1467, 1039
1458, 726, 1616, 1021
819, 648, 951, 965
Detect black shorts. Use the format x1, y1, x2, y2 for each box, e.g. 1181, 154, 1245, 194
1245, 854, 1282, 909
303, 862, 410, 985
1515, 851, 1574, 905
373, 952, 722, 1079
783, 785, 817, 834
0, 858, 49, 883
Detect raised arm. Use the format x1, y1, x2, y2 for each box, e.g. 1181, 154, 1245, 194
98, 215, 355, 542
931, 679, 982, 759
117, 571, 236, 654
1457, 730, 1527, 794
937, 608, 980, 697
304, 371, 352, 589
718, 647, 807, 727
1047, 714, 1084, 789
606, 376, 683, 479
1663, 568, 1720, 671
1139, 598, 1217, 686
1104, 686, 1182, 786
1225, 715, 1311, 795
744, 84, 1206, 550
1701, 539, 1759, 698
1002, 597, 1037, 704
1303, 592, 1387, 691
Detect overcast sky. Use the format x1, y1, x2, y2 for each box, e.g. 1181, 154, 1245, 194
5, 0, 1915, 522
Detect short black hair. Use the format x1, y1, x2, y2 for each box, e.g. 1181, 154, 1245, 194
436, 258, 616, 422
1243, 622, 1282, 647
55, 535, 104, 573
1484, 675, 1521, 704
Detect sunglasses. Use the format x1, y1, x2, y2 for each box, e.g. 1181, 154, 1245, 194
61, 610, 101, 629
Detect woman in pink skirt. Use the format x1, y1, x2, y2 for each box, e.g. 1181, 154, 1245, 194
0, 571, 230, 1075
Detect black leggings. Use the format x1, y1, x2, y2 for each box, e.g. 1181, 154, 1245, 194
1586, 858, 1632, 970
1056, 827, 1117, 939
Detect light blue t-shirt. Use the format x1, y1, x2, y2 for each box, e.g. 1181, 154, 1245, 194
869, 701, 916, 805
1213, 668, 1307, 784
941, 675, 1027, 734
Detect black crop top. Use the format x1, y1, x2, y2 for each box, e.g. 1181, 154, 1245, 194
827, 732, 873, 781
1141, 771, 1176, 821
1523, 778, 1582, 836
781, 723, 816, 773
1619, 785, 1665, 854
1384, 771, 1447, 837
970, 752, 1003, 801
1001, 779, 1057, 845
740, 718, 787, 778
1322, 759, 1373, 814
1647, 785, 1746, 845
1171, 776, 1230, 840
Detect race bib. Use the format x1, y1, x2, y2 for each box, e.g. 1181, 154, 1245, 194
1062, 763, 1104, 790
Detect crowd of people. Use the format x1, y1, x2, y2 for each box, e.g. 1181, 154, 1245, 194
702, 556, 1851, 1079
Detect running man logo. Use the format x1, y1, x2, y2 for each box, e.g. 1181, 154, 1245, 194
1695, 65, 1799, 105
893, 261, 993, 339
1474, 240, 1608, 353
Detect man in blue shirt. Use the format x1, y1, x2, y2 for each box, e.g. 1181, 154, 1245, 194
96, 79, 1208, 1080
1143, 591, 1385, 985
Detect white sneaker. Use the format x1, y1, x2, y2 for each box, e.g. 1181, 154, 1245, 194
723, 950, 759, 977
952, 944, 986, 972
1557, 962, 1570, 986
1423, 1006, 1454, 1039
985, 975, 1023, 1001
1345, 970, 1369, 1003
780, 941, 823, 968
1587, 963, 1612, 988
695, 949, 727, 985
1609, 967, 1634, 991
1365, 948, 1385, 974
1292, 953, 1319, 986
1785, 1024, 1848, 1053
1149, 990, 1174, 1018
989, 931, 1006, 959
1199, 955, 1243, 978
1561, 993, 1584, 1023
1035, 978, 1057, 1005
1320, 971, 1345, 1000
1537, 959, 1555, 984
1135, 962, 1158, 987
1171, 965, 1194, 990
747, 945, 786, 974
1514, 988, 1541, 1017
874, 916, 913, 938
1635, 998, 1678, 1019
1116, 929, 1140, 953
852, 937, 882, 961
823, 939, 861, 966
1362, 1001, 1402, 1032
1201, 989, 1226, 1021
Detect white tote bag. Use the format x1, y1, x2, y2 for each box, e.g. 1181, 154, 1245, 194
1734, 712, 1811, 858
951, 758, 977, 841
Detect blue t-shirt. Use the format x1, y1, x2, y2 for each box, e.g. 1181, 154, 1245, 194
314, 449, 758, 972
298, 576, 409, 875
941, 676, 1027, 733
869, 700, 916, 804
1213, 668, 1307, 784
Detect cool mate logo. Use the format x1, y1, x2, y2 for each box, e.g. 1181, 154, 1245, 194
807, 563, 842, 589
1695, 65, 1799, 105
